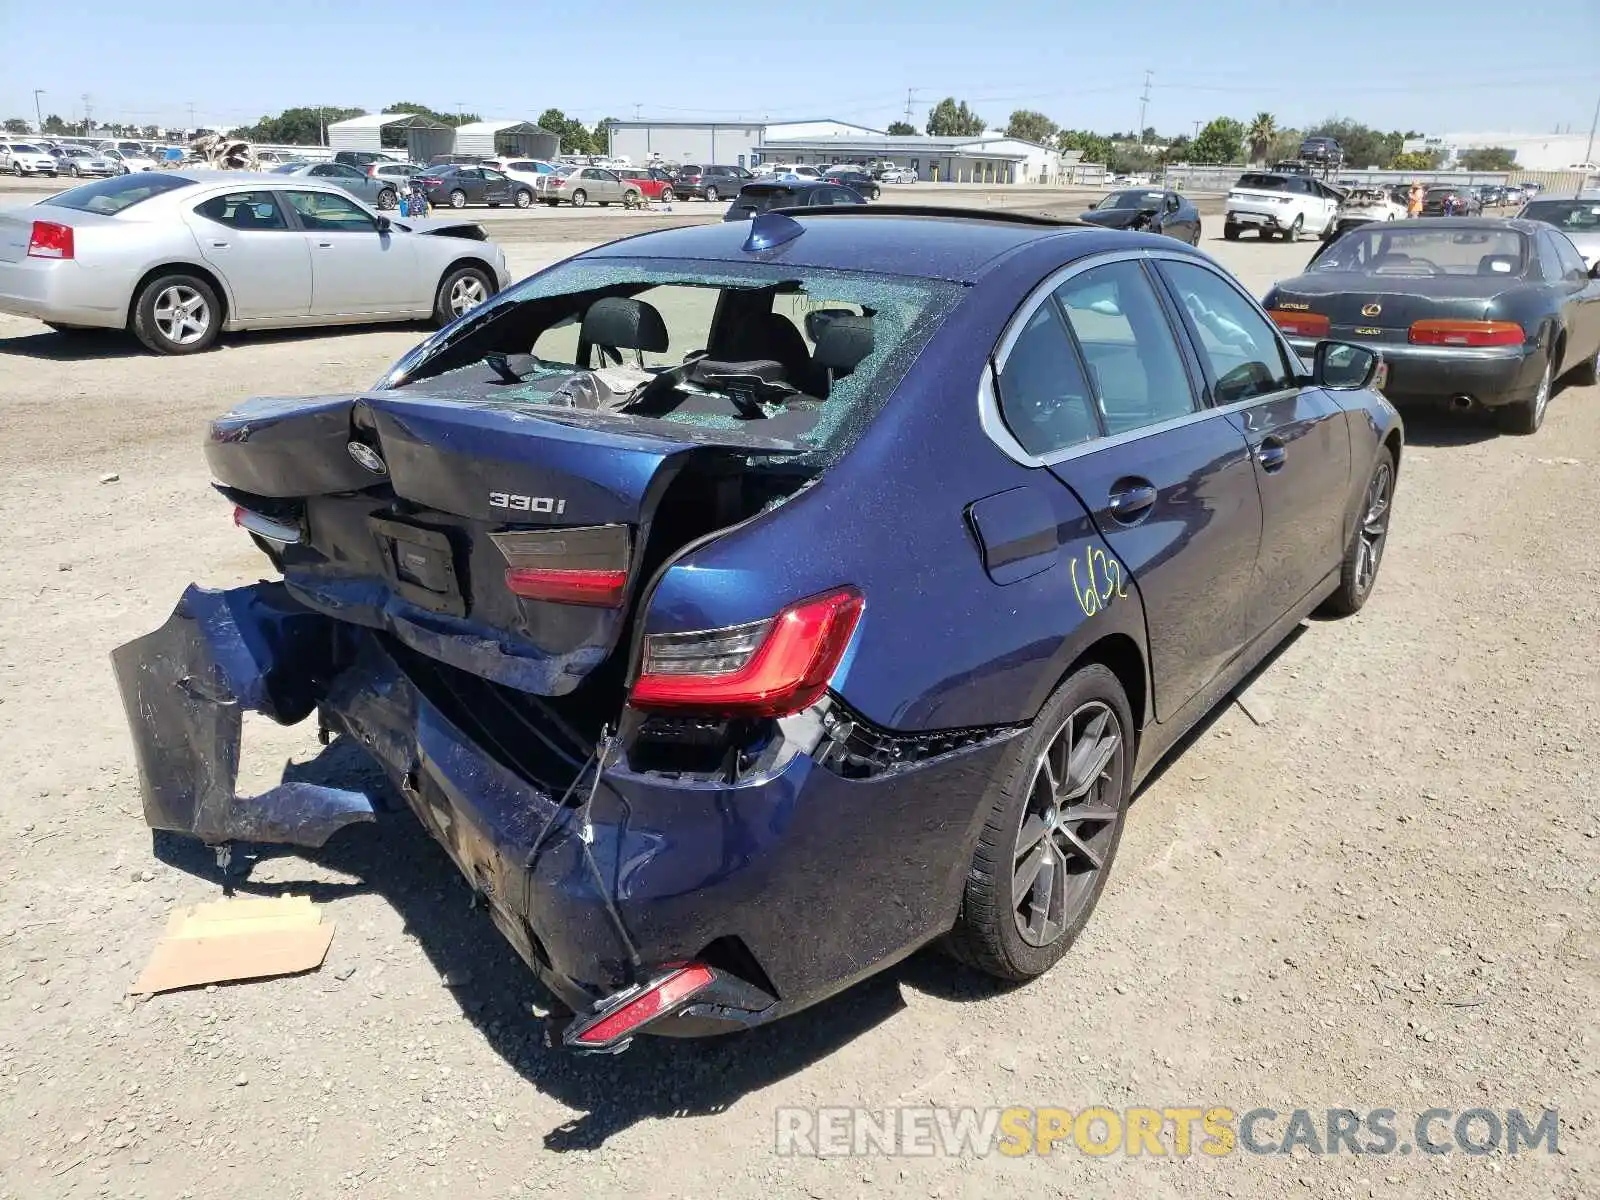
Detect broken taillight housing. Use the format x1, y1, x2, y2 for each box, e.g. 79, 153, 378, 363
27, 221, 74, 260
569, 964, 716, 1050
490, 524, 630, 607
631, 586, 864, 717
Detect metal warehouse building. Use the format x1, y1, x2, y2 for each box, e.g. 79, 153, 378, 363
327, 113, 454, 162
452, 120, 559, 160
605, 119, 886, 169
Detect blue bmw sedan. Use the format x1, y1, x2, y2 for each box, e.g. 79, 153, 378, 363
114, 208, 1402, 1052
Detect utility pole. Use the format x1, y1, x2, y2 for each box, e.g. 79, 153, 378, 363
186, 101, 197, 133
905, 88, 918, 129
633, 102, 642, 120
81, 93, 92, 136
33, 89, 44, 134
1585, 90, 1600, 170
1137, 70, 1152, 147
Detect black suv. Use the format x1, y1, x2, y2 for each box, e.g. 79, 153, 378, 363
1298, 136, 1344, 166
820, 167, 881, 200
674, 163, 753, 202
333, 150, 404, 169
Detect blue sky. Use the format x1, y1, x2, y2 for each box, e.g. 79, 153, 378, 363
4, 0, 1596, 138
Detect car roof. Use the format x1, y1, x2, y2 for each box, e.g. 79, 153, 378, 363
581, 211, 1144, 282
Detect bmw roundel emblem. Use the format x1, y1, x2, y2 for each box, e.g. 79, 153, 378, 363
347, 441, 388, 474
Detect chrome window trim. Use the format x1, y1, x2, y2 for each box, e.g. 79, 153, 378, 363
981, 246, 1307, 468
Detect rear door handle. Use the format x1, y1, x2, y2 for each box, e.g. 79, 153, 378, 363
210, 240, 229, 248
1107, 481, 1158, 523
316, 241, 333, 248
1256, 438, 1287, 472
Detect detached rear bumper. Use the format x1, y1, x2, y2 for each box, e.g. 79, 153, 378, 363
113, 584, 1019, 1032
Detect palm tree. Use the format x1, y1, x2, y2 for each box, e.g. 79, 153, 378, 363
1247, 112, 1277, 165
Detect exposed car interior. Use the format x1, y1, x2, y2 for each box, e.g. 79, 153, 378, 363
390, 261, 959, 459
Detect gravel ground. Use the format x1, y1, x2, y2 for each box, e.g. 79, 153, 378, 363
0, 230, 1595, 1200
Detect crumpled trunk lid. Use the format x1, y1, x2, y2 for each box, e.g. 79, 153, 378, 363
207, 391, 801, 695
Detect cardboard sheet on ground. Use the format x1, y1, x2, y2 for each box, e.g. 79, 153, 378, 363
132, 895, 334, 994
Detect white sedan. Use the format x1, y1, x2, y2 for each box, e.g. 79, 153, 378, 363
0, 171, 512, 353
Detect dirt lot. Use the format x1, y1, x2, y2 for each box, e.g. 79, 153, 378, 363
0, 227, 1595, 1200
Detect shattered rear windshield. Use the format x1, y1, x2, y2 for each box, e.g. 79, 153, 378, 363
380, 256, 965, 466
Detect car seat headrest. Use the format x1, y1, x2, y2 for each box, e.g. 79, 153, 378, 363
582, 297, 669, 353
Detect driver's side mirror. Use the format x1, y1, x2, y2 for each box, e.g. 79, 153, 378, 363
375, 215, 391, 234
1311, 340, 1380, 390
1590, 260, 1600, 279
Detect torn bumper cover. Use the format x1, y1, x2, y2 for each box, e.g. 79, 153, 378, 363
112, 582, 1019, 1032
111, 583, 376, 848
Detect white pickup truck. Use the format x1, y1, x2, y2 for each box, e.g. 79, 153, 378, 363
1223, 171, 1343, 242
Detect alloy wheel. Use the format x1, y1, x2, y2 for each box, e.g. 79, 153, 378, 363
449, 190, 466, 209
1012, 701, 1125, 947
1355, 460, 1393, 595
448, 275, 487, 317
151, 285, 211, 346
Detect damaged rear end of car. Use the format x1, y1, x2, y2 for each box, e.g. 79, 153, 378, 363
113, 237, 1014, 1049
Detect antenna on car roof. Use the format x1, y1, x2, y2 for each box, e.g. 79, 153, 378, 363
743, 211, 805, 253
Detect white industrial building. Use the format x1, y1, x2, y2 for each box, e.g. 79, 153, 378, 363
757, 130, 1063, 184
1403, 131, 1597, 170
451, 120, 559, 160
326, 113, 455, 162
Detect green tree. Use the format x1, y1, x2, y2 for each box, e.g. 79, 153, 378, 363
1159, 134, 1191, 164
1458, 146, 1517, 171
538, 108, 600, 155
1266, 128, 1303, 164
925, 97, 985, 137
234, 106, 366, 145
4, 118, 30, 134
41, 113, 69, 135
1391, 148, 1444, 171
1246, 112, 1277, 164
1058, 129, 1113, 164
1191, 117, 1245, 164
385, 101, 480, 127
1005, 109, 1058, 145
1141, 125, 1156, 143
1108, 144, 1161, 175
885, 120, 916, 136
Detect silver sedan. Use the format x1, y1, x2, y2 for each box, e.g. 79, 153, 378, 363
270, 160, 404, 210
0, 171, 512, 354
55, 147, 121, 178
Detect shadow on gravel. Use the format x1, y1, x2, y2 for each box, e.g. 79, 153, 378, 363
152, 736, 1009, 1149
1391, 404, 1505, 447
1, 322, 424, 362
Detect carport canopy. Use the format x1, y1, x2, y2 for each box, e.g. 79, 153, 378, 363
452, 120, 560, 160
326, 113, 454, 163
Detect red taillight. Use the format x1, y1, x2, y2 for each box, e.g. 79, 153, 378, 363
631, 586, 864, 717
27, 220, 74, 260
1408, 320, 1524, 347
417, 176, 443, 186
572, 964, 716, 1048
1268, 309, 1329, 337
505, 567, 627, 606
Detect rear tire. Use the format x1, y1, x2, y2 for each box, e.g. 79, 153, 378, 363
131, 273, 221, 355
448, 189, 467, 209
514, 189, 533, 208
432, 264, 495, 328
571, 189, 587, 207
660, 187, 675, 203
944, 664, 1134, 982
704, 185, 720, 203
1224, 222, 1240, 240
1496, 352, 1554, 435
377, 188, 397, 210
1283, 216, 1303, 243
1319, 447, 1395, 617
